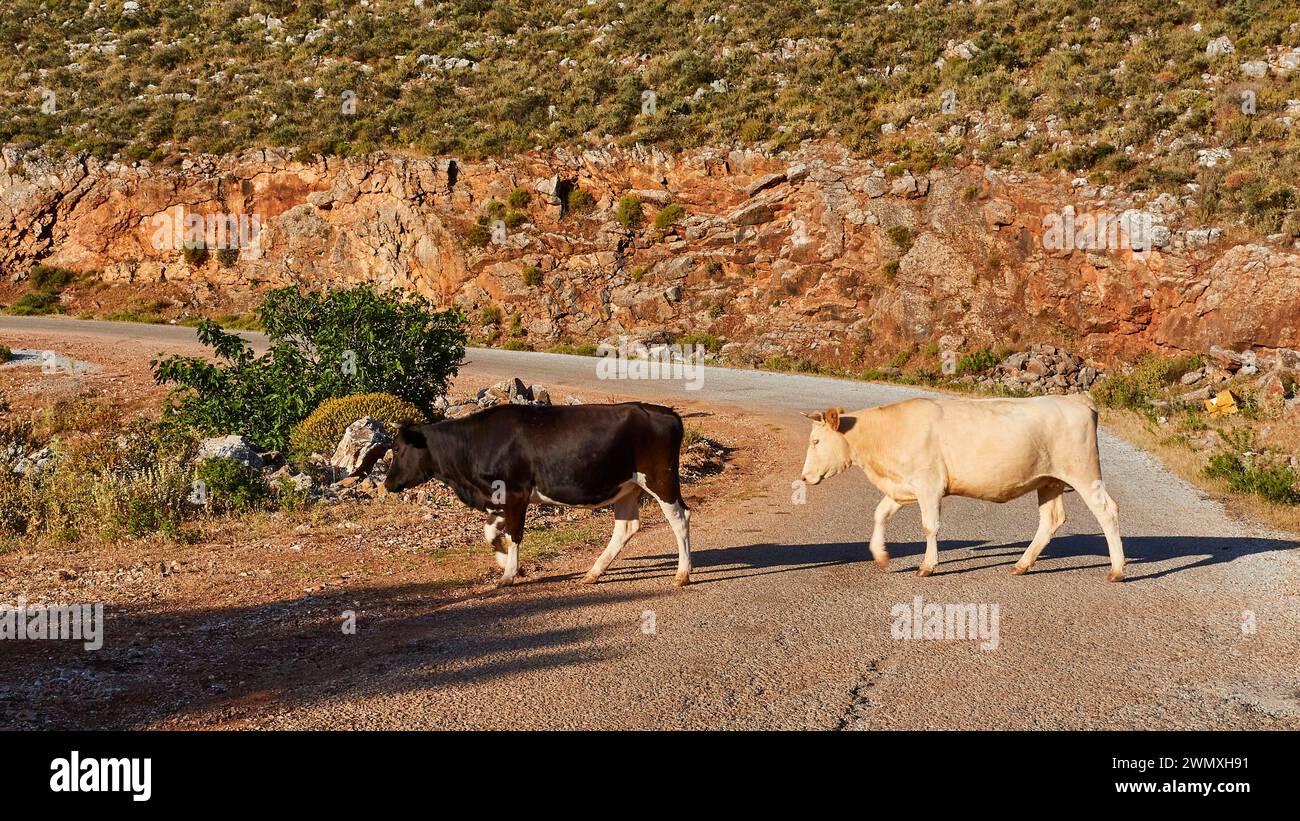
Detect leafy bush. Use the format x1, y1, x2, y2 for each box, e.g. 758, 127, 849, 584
677, 333, 720, 353
565, 187, 596, 215
216, 247, 240, 267
507, 187, 532, 208
1204, 444, 1300, 505
464, 222, 492, 248
886, 225, 914, 254
288, 393, 425, 466
653, 203, 685, 229
195, 457, 269, 514
29, 265, 76, 292
479, 305, 503, 326
616, 195, 643, 229
522, 265, 543, 286
8, 292, 61, 315
1093, 354, 1202, 410
182, 244, 210, 266
152, 285, 466, 450
957, 348, 1000, 374
0, 345, 10, 363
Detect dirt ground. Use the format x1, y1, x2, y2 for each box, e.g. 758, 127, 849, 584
0, 327, 778, 729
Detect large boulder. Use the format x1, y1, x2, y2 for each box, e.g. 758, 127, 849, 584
330, 417, 392, 478
196, 435, 263, 469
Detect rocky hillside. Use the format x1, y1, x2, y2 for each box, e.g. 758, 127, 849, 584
4, 141, 1300, 368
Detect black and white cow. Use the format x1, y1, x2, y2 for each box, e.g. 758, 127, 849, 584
383, 402, 692, 587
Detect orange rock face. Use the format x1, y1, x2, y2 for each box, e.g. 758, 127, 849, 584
3, 142, 1298, 366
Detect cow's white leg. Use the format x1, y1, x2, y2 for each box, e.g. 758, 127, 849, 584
1012, 486, 1066, 575
658, 499, 692, 587
1074, 478, 1126, 582
869, 496, 902, 570
484, 514, 510, 569
916, 494, 941, 577
581, 492, 641, 584
491, 499, 528, 588
497, 534, 520, 586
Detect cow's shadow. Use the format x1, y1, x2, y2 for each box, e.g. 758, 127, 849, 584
601, 532, 1299, 584
597, 539, 986, 585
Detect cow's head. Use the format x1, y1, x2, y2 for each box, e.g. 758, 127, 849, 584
384, 424, 435, 493
800, 407, 852, 485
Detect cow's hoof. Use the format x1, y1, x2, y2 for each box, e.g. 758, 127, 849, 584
1107, 569, 1125, 583
916, 565, 935, 578
497, 576, 517, 588
1011, 564, 1030, 576
672, 573, 690, 587
874, 554, 890, 571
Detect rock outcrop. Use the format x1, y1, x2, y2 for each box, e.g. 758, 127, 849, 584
4, 141, 1299, 367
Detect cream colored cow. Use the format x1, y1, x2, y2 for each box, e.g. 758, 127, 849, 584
799, 394, 1126, 581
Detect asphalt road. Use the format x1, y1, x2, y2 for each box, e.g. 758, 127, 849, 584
4, 315, 1299, 729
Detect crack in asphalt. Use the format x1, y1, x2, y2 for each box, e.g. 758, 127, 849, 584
835, 653, 899, 730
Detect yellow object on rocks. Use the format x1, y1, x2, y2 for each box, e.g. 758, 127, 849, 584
1204, 389, 1238, 416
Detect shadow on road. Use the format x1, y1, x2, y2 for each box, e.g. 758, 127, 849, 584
603, 532, 1299, 584
7, 530, 1294, 730
958, 532, 1300, 580
0, 580, 655, 731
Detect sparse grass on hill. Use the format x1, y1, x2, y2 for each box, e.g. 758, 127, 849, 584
6, 2, 1299, 232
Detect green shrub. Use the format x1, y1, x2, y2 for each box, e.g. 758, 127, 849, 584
882, 260, 900, 282
886, 225, 913, 254
549, 343, 600, 356
183, 244, 210, 266
677, 333, 721, 353
616, 195, 643, 229
0, 345, 10, 363
288, 392, 425, 465
465, 222, 492, 247
216, 247, 240, 267
196, 457, 269, 514
507, 187, 532, 208
480, 305, 503, 326
1204, 448, 1300, 505
29, 265, 76, 292
522, 265, 543, 286
152, 285, 466, 450
957, 348, 1000, 374
653, 203, 685, 229
1092, 354, 1202, 410
566, 187, 596, 215
8, 292, 62, 315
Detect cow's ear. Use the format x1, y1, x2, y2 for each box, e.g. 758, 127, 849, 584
824, 407, 840, 432
801, 411, 824, 424
399, 424, 427, 448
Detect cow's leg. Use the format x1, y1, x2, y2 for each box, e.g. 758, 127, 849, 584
1072, 478, 1126, 582
657, 497, 692, 587
1012, 485, 1066, 575
916, 494, 942, 577
581, 490, 642, 584
485, 513, 509, 571
636, 469, 692, 587
494, 497, 528, 587
869, 496, 902, 570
